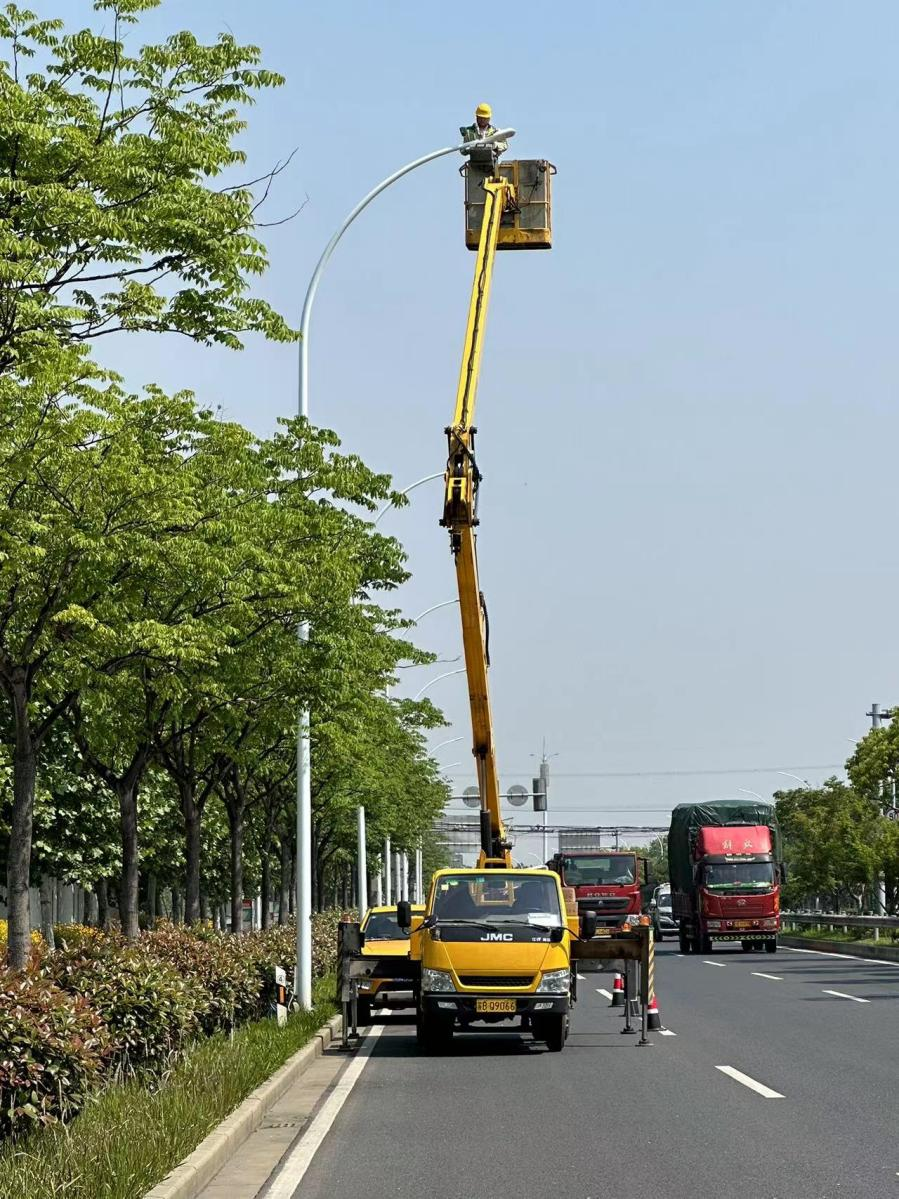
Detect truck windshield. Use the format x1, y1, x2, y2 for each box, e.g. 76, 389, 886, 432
704, 862, 775, 888
432, 874, 562, 926
560, 855, 636, 885
363, 913, 408, 939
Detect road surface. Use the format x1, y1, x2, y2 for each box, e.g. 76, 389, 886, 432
207, 942, 899, 1199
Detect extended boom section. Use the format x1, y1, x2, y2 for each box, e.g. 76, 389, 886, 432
441, 177, 513, 868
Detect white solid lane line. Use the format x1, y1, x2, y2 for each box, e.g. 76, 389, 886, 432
703, 960, 725, 967
751, 972, 783, 981
265, 1024, 385, 1198
782, 945, 899, 967
659, 1029, 677, 1036
576, 973, 586, 980
716, 1065, 784, 1099
822, 989, 870, 1004
596, 987, 613, 1000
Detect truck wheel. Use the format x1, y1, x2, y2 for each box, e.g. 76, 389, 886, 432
417, 1010, 453, 1052
655, 928, 664, 943
678, 929, 690, 954
765, 940, 778, 954
740, 941, 752, 953
535, 1013, 567, 1052
356, 996, 371, 1025
700, 934, 713, 955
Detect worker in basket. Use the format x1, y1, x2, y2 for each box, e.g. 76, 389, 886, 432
460, 102, 508, 157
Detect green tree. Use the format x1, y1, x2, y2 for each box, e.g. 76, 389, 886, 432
775, 779, 882, 910
0, 0, 292, 382
1, 0, 296, 967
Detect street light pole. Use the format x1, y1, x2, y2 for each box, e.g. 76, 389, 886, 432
293, 129, 514, 1007
375, 472, 444, 526
412, 599, 460, 623
413, 668, 466, 701
356, 806, 368, 918
775, 772, 810, 789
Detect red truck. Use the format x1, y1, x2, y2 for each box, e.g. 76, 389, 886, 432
545, 850, 645, 927
668, 801, 784, 955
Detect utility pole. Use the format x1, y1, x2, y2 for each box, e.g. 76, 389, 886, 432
532, 739, 556, 863
867, 703, 894, 917
384, 836, 392, 906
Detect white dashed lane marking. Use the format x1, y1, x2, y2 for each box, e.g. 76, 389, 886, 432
716, 1065, 784, 1099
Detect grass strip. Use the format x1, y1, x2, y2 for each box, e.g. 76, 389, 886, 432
784, 927, 899, 948
0, 976, 336, 1199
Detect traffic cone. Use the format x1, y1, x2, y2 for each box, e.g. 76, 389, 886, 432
647, 995, 662, 1031
610, 973, 625, 1008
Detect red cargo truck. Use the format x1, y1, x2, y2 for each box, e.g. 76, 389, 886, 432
668, 801, 784, 955
546, 850, 644, 927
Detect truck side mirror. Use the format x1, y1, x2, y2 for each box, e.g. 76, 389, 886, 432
397, 900, 412, 931
580, 910, 597, 940
780, 863, 788, 884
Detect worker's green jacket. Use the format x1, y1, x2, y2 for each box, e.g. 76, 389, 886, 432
460, 123, 508, 154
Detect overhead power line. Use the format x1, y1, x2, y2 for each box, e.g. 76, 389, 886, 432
443, 763, 843, 780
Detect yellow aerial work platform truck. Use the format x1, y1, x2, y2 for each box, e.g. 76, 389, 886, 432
340, 139, 655, 1052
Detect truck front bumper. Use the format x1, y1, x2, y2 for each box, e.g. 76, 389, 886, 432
422, 993, 569, 1018
711, 932, 778, 942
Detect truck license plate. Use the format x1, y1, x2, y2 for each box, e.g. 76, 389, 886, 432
475, 999, 516, 1013
734, 920, 752, 928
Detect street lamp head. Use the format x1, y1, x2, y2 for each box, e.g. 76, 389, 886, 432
458, 128, 516, 154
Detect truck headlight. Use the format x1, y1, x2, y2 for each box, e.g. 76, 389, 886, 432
705, 920, 722, 930
421, 968, 456, 993
536, 968, 570, 994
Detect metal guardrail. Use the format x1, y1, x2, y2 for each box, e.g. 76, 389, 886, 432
782, 912, 899, 930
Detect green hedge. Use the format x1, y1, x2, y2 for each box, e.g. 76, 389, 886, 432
0, 915, 345, 1142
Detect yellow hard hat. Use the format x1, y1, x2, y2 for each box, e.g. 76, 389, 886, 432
475, 103, 492, 119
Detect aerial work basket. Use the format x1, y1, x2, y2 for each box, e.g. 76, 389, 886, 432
464, 158, 554, 250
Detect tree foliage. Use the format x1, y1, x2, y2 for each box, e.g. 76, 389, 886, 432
0, 1, 452, 968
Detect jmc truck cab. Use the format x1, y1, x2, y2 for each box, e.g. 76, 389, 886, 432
400, 867, 583, 1053
546, 850, 645, 927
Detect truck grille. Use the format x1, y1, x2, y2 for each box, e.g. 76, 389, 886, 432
578, 897, 629, 911
459, 975, 534, 988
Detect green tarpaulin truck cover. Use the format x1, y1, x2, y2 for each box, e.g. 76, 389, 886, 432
668, 800, 782, 893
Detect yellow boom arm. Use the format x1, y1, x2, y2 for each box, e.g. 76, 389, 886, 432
441, 178, 514, 867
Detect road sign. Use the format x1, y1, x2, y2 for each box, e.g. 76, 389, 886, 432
462, 786, 480, 808
507, 784, 529, 806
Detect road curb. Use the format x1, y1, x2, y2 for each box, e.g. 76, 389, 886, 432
780, 934, 899, 963
143, 1011, 343, 1199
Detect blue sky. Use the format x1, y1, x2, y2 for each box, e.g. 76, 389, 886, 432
65, 1, 899, 843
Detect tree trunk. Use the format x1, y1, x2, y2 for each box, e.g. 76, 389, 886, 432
146, 874, 157, 925
181, 783, 202, 925
229, 807, 244, 936
200, 892, 209, 922
97, 878, 110, 930
312, 824, 320, 914
6, 681, 38, 970
85, 889, 99, 927
39, 874, 55, 949
279, 835, 291, 926
172, 888, 183, 924
260, 839, 271, 930
117, 780, 140, 939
